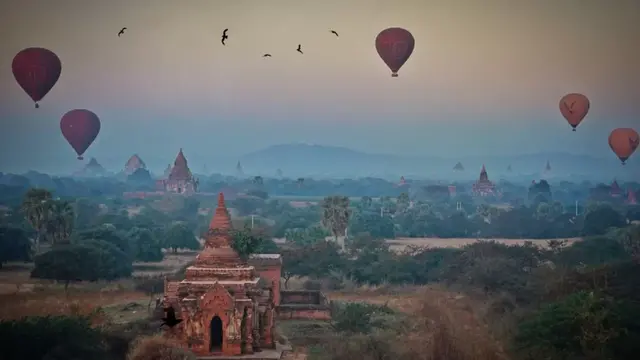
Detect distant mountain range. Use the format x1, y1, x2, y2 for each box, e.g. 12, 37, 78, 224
237, 143, 639, 181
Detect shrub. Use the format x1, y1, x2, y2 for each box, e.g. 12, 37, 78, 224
0, 315, 107, 360
127, 335, 196, 360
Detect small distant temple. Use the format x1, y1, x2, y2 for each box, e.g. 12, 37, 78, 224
628, 188, 637, 205
610, 180, 623, 198
544, 160, 551, 173
163, 193, 280, 356
75, 157, 106, 177
157, 149, 199, 194
125, 154, 146, 175
453, 162, 464, 171
399, 176, 406, 186
472, 165, 495, 196
236, 161, 244, 177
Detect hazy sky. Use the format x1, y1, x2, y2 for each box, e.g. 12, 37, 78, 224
1, 0, 639, 173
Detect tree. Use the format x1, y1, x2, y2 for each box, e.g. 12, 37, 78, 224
515, 291, 624, 360
20, 188, 53, 254
129, 227, 164, 262
230, 226, 279, 259
0, 315, 107, 360
349, 211, 394, 239
529, 180, 552, 205
583, 204, 625, 236
45, 199, 75, 246
397, 192, 410, 212
73, 198, 102, 230
0, 226, 32, 268
321, 196, 350, 251
31, 241, 132, 290
74, 225, 133, 258
163, 222, 200, 253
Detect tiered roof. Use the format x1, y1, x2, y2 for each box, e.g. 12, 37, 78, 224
125, 154, 146, 173
473, 165, 495, 194
611, 180, 623, 197
168, 149, 193, 181
181, 192, 258, 285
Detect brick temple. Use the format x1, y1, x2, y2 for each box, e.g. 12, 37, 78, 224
163, 192, 280, 357
157, 148, 199, 194
472, 165, 495, 196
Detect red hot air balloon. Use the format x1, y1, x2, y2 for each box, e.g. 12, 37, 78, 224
60, 110, 101, 160
559, 93, 590, 131
12, 48, 62, 109
608, 128, 639, 165
375, 27, 415, 77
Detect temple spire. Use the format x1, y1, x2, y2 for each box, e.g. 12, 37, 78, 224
205, 192, 233, 247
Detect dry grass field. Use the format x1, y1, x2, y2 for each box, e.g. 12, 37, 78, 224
386, 237, 582, 252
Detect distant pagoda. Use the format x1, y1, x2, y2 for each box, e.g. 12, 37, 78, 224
236, 161, 244, 177
124, 154, 146, 175
472, 165, 495, 196
453, 162, 464, 171
156, 149, 198, 194
610, 180, 623, 198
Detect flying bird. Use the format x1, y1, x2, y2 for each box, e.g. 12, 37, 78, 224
221, 28, 229, 45
263, 54, 272, 57
330, 30, 339, 37
160, 306, 183, 328
296, 44, 303, 54
118, 27, 127, 37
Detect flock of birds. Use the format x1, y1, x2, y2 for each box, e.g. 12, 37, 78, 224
117, 26, 340, 58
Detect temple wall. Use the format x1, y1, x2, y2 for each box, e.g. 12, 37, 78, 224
248, 255, 282, 306
276, 306, 331, 320
277, 290, 331, 321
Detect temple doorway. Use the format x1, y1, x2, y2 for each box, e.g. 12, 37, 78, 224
210, 316, 223, 351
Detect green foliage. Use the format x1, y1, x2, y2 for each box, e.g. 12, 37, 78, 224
31, 241, 132, 287
0, 315, 107, 360
515, 291, 624, 360
330, 302, 394, 334
74, 225, 133, 257
583, 204, 626, 236
349, 211, 395, 239
162, 222, 200, 253
230, 226, 279, 258
20, 187, 53, 253
0, 226, 32, 267
128, 227, 164, 262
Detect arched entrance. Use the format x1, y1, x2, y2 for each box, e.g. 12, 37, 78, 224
210, 316, 223, 351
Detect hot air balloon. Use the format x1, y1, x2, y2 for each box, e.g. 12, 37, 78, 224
559, 93, 590, 131
12, 48, 62, 109
60, 109, 101, 160
375, 27, 415, 77
608, 128, 639, 165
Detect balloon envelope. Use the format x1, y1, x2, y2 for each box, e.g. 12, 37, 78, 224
608, 128, 639, 164
375, 27, 415, 77
12, 48, 62, 107
559, 93, 589, 131
60, 109, 101, 160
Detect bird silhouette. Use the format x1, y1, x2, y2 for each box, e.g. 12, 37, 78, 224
263, 54, 272, 57
221, 29, 229, 45
118, 27, 127, 37
160, 306, 183, 328
330, 30, 339, 37
296, 44, 303, 54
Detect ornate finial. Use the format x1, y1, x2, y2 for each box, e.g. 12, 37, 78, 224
218, 192, 225, 207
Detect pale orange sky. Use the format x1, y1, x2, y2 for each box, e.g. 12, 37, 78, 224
1, 0, 639, 172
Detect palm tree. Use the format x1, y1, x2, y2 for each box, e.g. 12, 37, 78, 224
21, 188, 53, 254
45, 200, 75, 246
321, 196, 350, 251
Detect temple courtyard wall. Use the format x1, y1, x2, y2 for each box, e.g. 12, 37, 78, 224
276, 290, 331, 321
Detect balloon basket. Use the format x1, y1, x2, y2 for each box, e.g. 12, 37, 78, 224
35, 103, 39, 109
77, 156, 84, 160
391, 73, 398, 77
572, 128, 576, 132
